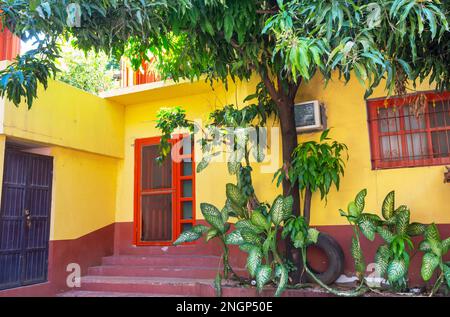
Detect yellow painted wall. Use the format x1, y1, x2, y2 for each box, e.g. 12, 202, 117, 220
49, 146, 118, 240
0, 80, 123, 240
2, 80, 125, 159
115, 75, 450, 226
297, 75, 450, 225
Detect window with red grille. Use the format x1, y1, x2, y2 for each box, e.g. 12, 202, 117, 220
367, 91, 450, 169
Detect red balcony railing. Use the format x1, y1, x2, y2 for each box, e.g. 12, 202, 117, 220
0, 24, 20, 61
120, 58, 160, 88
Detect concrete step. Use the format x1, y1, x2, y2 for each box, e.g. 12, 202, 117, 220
77, 275, 333, 297
102, 255, 223, 267
79, 276, 216, 296
58, 290, 188, 297
88, 265, 248, 279
118, 245, 218, 256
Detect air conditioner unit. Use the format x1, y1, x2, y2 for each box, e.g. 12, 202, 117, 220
294, 100, 325, 133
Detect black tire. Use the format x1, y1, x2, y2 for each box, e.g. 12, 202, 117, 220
301, 232, 345, 285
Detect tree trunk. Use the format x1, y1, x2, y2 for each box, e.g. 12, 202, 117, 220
277, 98, 300, 216
303, 187, 312, 225
277, 97, 303, 283
259, 70, 302, 282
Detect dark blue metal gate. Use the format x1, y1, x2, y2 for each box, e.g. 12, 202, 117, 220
0, 148, 53, 290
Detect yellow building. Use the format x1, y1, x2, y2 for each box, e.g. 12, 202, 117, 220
0, 59, 448, 296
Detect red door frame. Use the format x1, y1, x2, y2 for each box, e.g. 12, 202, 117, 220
134, 135, 196, 246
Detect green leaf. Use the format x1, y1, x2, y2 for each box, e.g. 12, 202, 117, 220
240, 229, 262, 245
256, 265, 272, 293
227, 161, 240, 175
247, 247, 263, 277
235, 219, 263, 234
206, 228, 219, 242
251, 211, 269, 230
200, 203, 225, 233
351, 237, 365, 276
293, 231, 306, 249
270, 195, 285, 225
307, 228, 320, 244
239, 243, 257, 252
443, 264, 450, 288
173, 230, 201, 245
274, 265, 288, 297
387, 258, 408, 282
375, 245, 391, 277
395, 210, 410, 235
223, 13, 234, 43
382, 191, 395, 220
192, 225, 209, 235
348, 201, 360, 217
282, 196, 294, 220
354, 189, 367, 213
421, 253, 439, 281
442, 237, 450, 254
226, 183, 246, 208
225, 230, 244, 245
196, 156, 210, 173
376, 226, 395, 243
221, 206, 229, 223
358, 216, 376, 241
407, 223, 427, 237
429, 239, 443, 257
425, 224, 440, 243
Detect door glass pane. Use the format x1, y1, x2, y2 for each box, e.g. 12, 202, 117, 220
141, 194, 172, 242
181, 223, 193, 233
182, 160, 192, 176
181, 136, 192, 156
182, 201, 193, 220
182, 180, 193, 198
141, 144, 172, 190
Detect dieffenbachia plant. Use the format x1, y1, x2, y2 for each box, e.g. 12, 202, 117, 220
419, 223, 450, 296
173, 181, 259, 289
339, 190, 427, 291
373, 191, 426, 291
339, 189, 382, 280
226, 195, 293, 297
173, 201, 232, 279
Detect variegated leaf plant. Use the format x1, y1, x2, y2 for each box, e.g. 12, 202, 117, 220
226, 195, 294, 297
419, 224, 450, 296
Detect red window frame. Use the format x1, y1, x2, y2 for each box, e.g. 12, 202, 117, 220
134, 134, 196, 246
367, 91, 450, 169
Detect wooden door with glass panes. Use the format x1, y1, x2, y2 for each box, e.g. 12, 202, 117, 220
134, 135, 195, 245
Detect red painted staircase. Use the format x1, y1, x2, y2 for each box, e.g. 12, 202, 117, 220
59, 244, 334, 297
59, 245, 252, 297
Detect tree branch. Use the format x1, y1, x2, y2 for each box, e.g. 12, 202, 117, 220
259, 65, 280, 105
288, 79, 302, 101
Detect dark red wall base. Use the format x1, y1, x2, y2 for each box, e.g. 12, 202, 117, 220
1, 221, 449, 296
114, 221, 450, 286
0, 223, 115, 297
